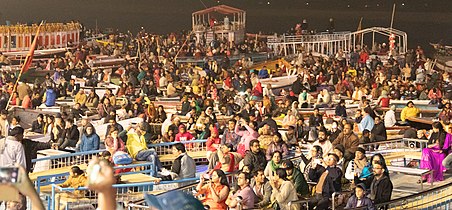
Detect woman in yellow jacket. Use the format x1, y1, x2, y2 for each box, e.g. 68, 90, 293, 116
400, 101, 420, 122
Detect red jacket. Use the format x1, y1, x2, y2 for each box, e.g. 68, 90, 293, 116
207, 137, 221, 152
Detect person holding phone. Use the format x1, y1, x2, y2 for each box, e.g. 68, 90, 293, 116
196, 169, 230, 210
0, 166, 45, 210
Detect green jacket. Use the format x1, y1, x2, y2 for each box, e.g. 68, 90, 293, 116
289, 168, 309, 196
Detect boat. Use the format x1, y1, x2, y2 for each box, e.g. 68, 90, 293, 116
91, 57, 126, 67
259, 74, 298, 89
3, 48, 69, 57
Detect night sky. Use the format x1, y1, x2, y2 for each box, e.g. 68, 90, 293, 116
1, 0, 451, 52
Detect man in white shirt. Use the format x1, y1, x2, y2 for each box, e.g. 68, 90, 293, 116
312, 129, 333, 159
384, 105, 397, 127
0, 127, 26, 168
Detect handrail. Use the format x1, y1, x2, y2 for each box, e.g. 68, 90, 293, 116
374, 182, 452, 209
147, 139, 207, 148
32, 149, 106, 163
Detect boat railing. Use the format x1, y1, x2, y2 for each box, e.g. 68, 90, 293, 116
267, 33, 351, 44
362, 138, 428, 154
34, 162, 156, 194
373, 181, 452, 209
147, 139, 208, 165
32, 149, 106, 171
49, 177, 200, 210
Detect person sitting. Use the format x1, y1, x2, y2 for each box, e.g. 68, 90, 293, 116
214, 144, 242, 173
308, 153, 343, 210
279, 127, 296, 149
122, 123, 162, 170
358, 107, 375, 133
369, 160, 393, 205
104, 127, 125, 155
264, 151, 283, 178
370, 116, 387, 142
419, 122, 452, 183
332, 123, 359, 161
243, 140, 267, 174
207, 127, 222, 170
345, 183, 375, 209
345, 147, 368, 181
58, 118, 80, 151
31, 114, 45, 134
354, 154, 388, 190
221, 119, 240, 150
225, 171, 256, 209
71, 103, 85, 120
79, 124, 100, 152
269, 168, 300, 210
258, 66, 270, 79
335, 99, 347, 118
300, 145, 324, 182
196, 169, 230, 210
266, 135, 289, 160
281, 110, 297, 129
400, 101, 420, 124
313, 128, 333, 159
235, 118, 259, 156
175, 124, 195, 142
169, 143, 196, 180
251, 169, 272, 209
282, 159, 309, 197
59, 166, 87, 196
105, 116, 124, 139
384, 105, 397, 127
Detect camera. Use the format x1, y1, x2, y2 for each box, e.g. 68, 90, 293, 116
0, 167, 19, 183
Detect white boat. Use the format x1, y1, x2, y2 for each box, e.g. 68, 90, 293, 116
259, 74, 298, 89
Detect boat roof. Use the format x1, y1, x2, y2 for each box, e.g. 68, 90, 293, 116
192, 5, 244, 15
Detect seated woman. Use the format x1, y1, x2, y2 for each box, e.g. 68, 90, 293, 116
196, 169, 230, 210
104, 127, 125, 155
355, 153, 389, 190
31, 114, 45, 134
420, 122, 452, 183
282, 110, 297, 129
264, 151, 283, 178
345, 147, 368, 181
269, 168, 300, 210
58, 118, 80, 150
299, 145, 324, 182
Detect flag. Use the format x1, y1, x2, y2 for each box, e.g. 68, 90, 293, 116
356, 17, 363, 47
20, 21, 43, 74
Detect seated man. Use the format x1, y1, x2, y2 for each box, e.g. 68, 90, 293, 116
308, 153, 343, 210
168, 143, 196, 180
122, 122, 163, 175
243, 140, 267, 174
251, 169, 272, 209
226, 171, 256, 209
332, 123, 359, 161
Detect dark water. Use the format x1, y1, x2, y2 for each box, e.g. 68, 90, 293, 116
1, 0, 451, 54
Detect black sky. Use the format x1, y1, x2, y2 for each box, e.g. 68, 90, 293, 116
1, 0, 451, 50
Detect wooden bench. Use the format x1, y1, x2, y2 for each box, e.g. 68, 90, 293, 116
386, 166, 433, 191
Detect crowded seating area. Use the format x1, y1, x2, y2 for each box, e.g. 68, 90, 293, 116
0, 21, 451, 210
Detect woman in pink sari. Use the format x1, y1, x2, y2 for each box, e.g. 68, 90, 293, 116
419, 122, 452, 183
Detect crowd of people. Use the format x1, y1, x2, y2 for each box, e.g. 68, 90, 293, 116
0, 25, 452, 210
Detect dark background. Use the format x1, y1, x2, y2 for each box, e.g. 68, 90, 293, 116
1, 0, 451, 54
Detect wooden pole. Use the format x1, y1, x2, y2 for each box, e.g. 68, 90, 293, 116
6, 21, 44, 110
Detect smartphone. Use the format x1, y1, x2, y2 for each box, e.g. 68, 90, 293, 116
0, 167, 19, 183
203, 173, 210, 180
